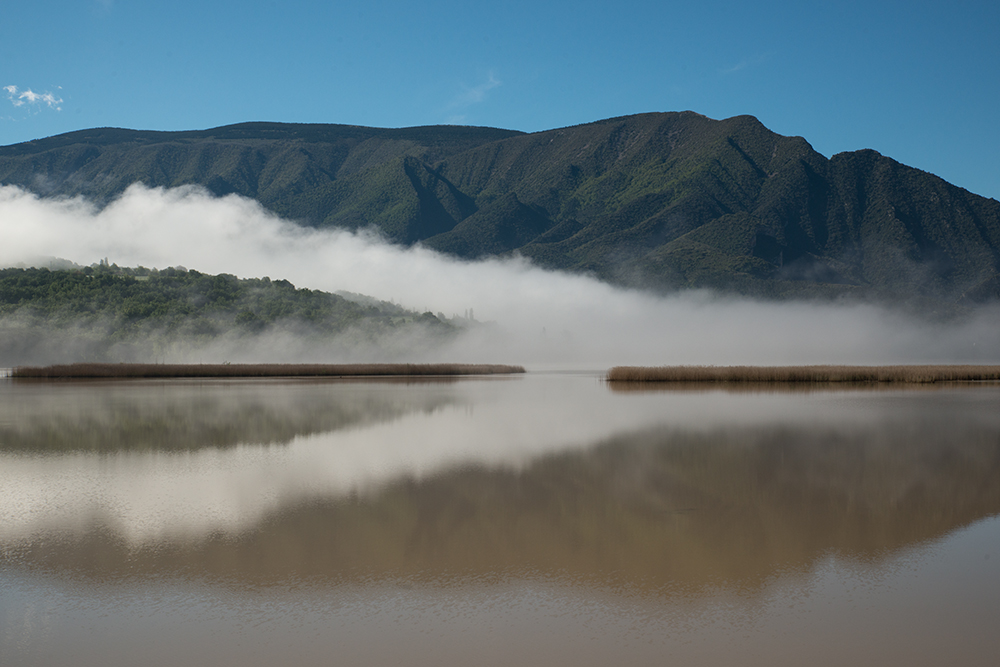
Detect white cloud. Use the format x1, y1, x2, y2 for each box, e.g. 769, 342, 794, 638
2, 183, 999, 369
446, 72, 501, 112
720, 61, 749, 74
4, 85, 63, 111
719, 53, 772, 75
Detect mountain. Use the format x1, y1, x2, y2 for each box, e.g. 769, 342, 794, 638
2, 113, 999, 302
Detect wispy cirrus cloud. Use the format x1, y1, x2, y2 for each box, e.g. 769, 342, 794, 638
444, 72, 501, 124
719, 53, 772, 75
4, 85, 64, 111
721, 61, 750, 74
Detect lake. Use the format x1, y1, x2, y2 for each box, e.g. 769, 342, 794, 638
1, 373, 999, 666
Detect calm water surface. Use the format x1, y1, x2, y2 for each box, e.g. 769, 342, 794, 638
1, 373, 999, 666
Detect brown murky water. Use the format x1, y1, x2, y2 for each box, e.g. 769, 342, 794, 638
1, 374, 999, 666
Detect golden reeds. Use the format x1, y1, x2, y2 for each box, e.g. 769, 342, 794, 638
11, 363, 525, 379
606, 365, 1000, 384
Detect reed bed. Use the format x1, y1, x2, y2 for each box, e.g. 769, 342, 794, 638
12, 363, 526, 379
606, 365, 1000, 384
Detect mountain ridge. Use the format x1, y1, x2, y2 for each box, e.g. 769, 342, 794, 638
2, 112, 998, 303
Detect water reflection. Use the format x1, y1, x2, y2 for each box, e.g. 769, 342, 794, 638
0, 378, 473, 543
0, 377, 467, 453
2, 376, 998, 586
2, 375, 999, 666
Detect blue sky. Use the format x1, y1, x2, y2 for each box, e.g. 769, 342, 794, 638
3, 0, 999, 199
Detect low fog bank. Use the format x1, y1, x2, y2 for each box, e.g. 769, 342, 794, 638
0, 312, 459, 367
2, 183, 999, 368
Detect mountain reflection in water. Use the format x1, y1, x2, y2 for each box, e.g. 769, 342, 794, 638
1, 375, 999, 666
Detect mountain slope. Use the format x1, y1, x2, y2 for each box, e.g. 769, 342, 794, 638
0, 122, 521, 227
2, 113, 998, 302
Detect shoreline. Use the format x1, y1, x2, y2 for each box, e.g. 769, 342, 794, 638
10, 363, 526, 379
606, 365, 1000, 384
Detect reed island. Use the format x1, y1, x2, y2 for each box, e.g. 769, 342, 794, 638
606, 365, 1000, 384
10, 363, 526, 379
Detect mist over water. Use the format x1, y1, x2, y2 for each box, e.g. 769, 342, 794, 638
2, 183, 999, 367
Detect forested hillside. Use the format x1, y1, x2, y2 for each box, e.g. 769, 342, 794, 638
0, 265, 453, 365
3, 113, 998, 302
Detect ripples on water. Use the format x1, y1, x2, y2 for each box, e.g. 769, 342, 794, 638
1, 374, 999, 666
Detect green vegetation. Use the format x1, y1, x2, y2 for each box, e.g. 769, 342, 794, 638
606, 365, 1000, 383
0, 264, 456, 363
2, 113, 999, 302
0, 264, 423, 335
